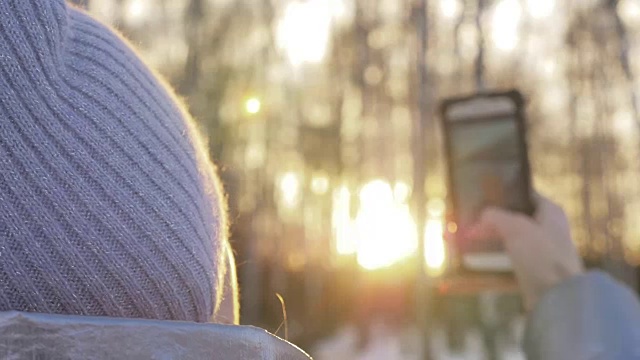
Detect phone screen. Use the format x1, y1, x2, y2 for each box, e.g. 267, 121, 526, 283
442, 91, 533, 272
449, 116, 529, 253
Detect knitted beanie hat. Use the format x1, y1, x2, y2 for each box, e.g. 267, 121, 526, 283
0, 0, 235, 323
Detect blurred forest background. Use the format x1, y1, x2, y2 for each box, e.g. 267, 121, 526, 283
75, 0, 640, 357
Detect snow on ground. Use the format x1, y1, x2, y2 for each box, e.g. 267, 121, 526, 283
312, 319, 526, 360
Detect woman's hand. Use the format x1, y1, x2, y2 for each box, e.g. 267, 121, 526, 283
466, 194, 584, 310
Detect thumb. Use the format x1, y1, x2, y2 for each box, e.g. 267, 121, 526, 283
479, 207, 535, 240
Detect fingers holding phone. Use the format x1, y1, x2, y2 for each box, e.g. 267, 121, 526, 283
466, 195, 584, 310
440, 91, 583, 306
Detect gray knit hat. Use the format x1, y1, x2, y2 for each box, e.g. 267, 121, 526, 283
0, 0, 235, 323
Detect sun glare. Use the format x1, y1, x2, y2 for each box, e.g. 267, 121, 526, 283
280, 172, 302, 209
424, 218, 446, 275
393, 182, 411, 203
427, 198, 446, 217
440, 0, 463, 19
333, 186, 356, 255
491, 0, 522, 51
311, 174, 330, 195
526, 0, 555, 19
354, 180, 418, 270
245, 97, 262, 115
277, 0, 333, 66
332, 180, 448, 272
125, 0, 148, 25
619, 0, 640, 25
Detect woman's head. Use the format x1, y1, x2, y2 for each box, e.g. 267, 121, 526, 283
0, 0, 235, 323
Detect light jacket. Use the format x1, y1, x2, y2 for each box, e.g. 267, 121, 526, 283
525, 271, 640, 360
0, 311, 311, 359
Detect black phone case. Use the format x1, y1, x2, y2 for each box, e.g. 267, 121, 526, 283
439, 90, 535, 276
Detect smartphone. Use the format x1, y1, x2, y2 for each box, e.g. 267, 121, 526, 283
440, 90, 534, 273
